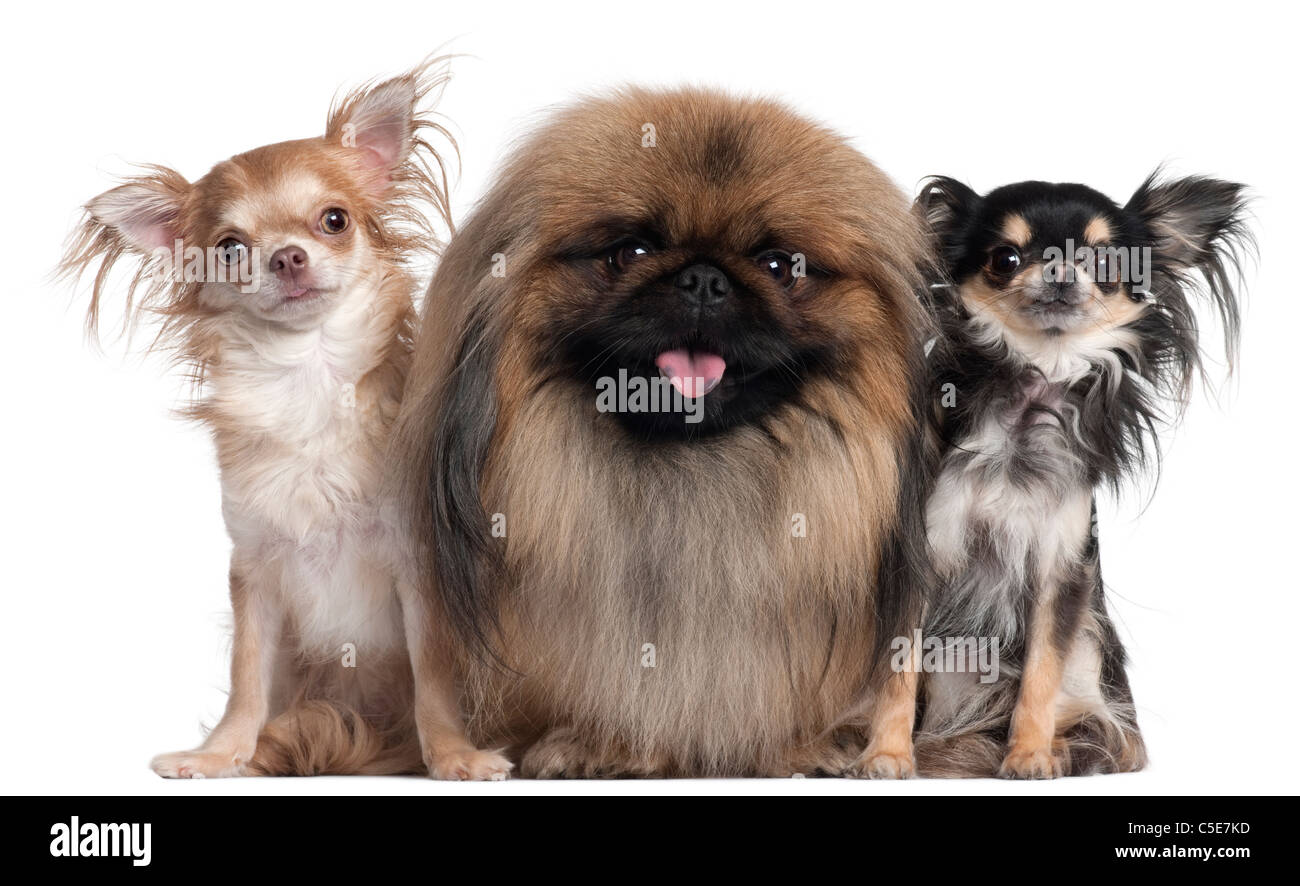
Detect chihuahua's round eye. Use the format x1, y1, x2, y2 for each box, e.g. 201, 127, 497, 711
607, 240, 653, 272
320, 208, 349, 235
988, 245, 1022, 277
216, 237, 248, 266
757, 251, 797, 289
1093, 248, 1119, 292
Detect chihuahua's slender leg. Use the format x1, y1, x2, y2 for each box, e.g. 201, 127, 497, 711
998, 485, 1092, 774
1000, 499, 1092, 779
847, 640, 920, 779
151, 561, 281, 778
1000, 592, 1068, 779
397, 582, 512, 781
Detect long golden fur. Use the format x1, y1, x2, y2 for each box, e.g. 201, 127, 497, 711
391, 88, 937, 777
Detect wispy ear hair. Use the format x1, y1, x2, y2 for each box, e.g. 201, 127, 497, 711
915, 175, 981, 276
56, 165, 195, 347
326, 53, 460, 257
1126, 169, 1255, 374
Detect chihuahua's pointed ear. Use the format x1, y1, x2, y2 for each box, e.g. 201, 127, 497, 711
328, 73, 423, 187
325, 57, 457, 238
915, 176, 981, 272
85, 167, 189, 253
1126, 171, 1251, 368
59, 166, 191, 339
1126, 172, 1250, 270
917, 176, 979, 228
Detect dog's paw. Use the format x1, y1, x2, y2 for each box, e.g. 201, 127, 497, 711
779, 729, 866, 777
998, 746, 1063, 780
151, 749, 247, 779
427, 748, 513, 782
519, 729, 596, 778
518, 728, 663, 778
845, 747, 916, 779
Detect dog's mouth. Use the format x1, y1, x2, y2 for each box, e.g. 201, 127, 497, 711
284, 286, 324, 301
276, 285, 339, 310
654, 348, 727, 399
1025, 300, 1080, 316
566, 321, 809, 437
1020, 297, 1090, 330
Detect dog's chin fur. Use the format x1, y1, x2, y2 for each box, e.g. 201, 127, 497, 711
391, 87, 937, 777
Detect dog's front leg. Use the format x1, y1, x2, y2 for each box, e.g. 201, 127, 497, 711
151, 561, 280, 778
398, 583, 512, 781
999, 592, 1068, 779
848, 639, 920, 779
999, 495, 1094, 779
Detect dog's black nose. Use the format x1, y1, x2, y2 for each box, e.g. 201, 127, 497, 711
1038, 262, 1087, 304
1046, 279, 1074, 298
270, 246, 308, 279
1045, 277, 1090, 305
675, 263, 731, 308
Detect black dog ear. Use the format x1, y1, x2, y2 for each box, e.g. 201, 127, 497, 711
427, 301, 506, 659
1126, 172, 1250, 270
1126, 171, 1252, 369
914, 176, 981, 274
389, 204, 514, 662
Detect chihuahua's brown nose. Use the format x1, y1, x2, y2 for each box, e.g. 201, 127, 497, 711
270, 246, 308, 279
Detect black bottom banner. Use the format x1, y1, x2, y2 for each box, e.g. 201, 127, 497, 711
5, 794, 1277, 873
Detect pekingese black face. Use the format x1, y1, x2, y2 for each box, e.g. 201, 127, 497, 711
556, 215, 835, 436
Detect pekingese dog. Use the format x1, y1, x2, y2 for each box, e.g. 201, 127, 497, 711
389, 88, 936, 777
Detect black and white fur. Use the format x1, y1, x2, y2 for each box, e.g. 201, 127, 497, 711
913, 172, 1250, 777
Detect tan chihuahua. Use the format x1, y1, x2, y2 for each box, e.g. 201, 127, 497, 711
60, 58, 511, 780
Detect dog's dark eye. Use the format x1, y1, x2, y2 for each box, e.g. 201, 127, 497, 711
757, 251, 796, 289
1093, 247, 1119, 292
606, 240, 653, 272
320, 208, 349, 235
988, 245, 1022, 277
216, 237, 248, 266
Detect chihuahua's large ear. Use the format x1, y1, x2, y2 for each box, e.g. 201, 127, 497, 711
915, 176, 981, 273
85, 167, 189, 253
1126, 172, 1250, 270
58, 166, 191, 339
326, 57, 457, 235
1126, 171, 1251, 368
328, 77, 418, 176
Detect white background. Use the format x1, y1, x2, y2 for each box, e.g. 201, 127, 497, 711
2, 0, 1295, 796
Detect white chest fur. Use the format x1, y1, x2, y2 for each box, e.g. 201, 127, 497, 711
926, 385, 1092, 638
205, 297, 405, 656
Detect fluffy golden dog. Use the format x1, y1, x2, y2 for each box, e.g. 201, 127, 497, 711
391, 88, 935, 777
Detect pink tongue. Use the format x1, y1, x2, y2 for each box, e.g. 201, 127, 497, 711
655, 349, 727, 399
